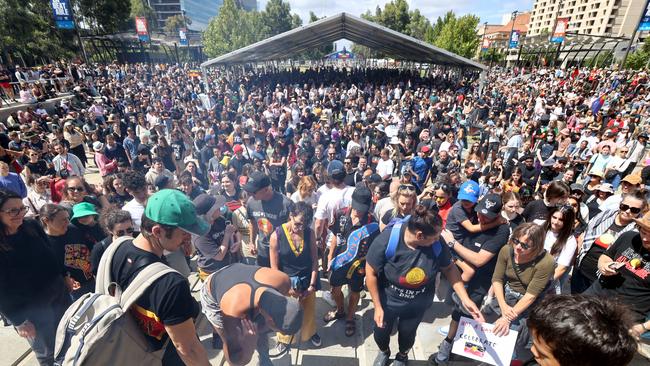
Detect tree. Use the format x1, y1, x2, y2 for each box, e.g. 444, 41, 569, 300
433, 14, 480, 59
77, 0, 131, 33
296, 11, 333, 60
624, 38, 650, 69
203, 0, 267, 57
130, 0, 157, 30
164, 14, 191, 34
262, 0, 292, 36
291, 13, 302, 29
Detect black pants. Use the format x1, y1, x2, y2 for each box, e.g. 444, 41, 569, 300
570, 267, 593, 294
373, 304, 426, 355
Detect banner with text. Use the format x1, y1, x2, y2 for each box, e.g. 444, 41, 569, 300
551, 17, 569, 43
509, 30, 520, 49
451, 317, 518, 366
50, 0, 75, 29
179, 28, 188, 46
135, 17, 150, 42
640, 7, 650, 31
481, 38, 491, 51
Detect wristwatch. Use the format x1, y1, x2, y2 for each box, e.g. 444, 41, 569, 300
446, 239, 457, 248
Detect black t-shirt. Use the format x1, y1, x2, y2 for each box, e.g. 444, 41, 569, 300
580, 221, 626, 282
588, 231, 650, 322
381, 210, 405, 226
111, 240, 199, 350
366, 224, 452, 309
445, 201, 476, 241
522, 200, 553, 224
246, 192, 293, 260
192, 216, 237, 273
457, 222, 510, 292
47, 225, 95, 285
26, 160, 52, 176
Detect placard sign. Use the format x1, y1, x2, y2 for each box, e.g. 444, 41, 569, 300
135, 17, 150, 42
451, 317, 518, 366
551, 17, 569, 43
509, 30, 520, 49
50, 0, 75, 29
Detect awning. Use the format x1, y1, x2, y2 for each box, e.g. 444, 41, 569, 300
201, 12, 486, 70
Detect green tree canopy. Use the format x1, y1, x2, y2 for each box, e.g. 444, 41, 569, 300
164, 14, 191, 34
77, 0, 131, 33
262, 0, 293, 36
130, 0, 157, 30
433, 13, 481, 59
203, 0, 267, 57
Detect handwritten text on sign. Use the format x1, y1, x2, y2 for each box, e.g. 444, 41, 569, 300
451, 317, 518, 366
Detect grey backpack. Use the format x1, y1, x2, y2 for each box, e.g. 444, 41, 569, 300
53, 237, 179, 366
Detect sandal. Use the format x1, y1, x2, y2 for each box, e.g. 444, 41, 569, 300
345, 320, 356, 337
323, 309, 345, 323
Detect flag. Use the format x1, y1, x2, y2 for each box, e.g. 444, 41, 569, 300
591, 95, 606, 114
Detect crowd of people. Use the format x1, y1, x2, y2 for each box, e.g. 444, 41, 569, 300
0, 60, 649, 366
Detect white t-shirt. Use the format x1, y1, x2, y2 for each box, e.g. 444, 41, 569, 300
376, 158, 394, 179
123, 199, 145, 231
314, 185, 354, 226
543, 230, 577, 267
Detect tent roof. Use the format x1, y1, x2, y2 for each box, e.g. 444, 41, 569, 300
201, 12, 486, 70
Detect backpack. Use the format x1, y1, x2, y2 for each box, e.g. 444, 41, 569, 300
385, 215, 442, 259
53, 237, 179, 366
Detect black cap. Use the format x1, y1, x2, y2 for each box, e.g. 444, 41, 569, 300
366, 173, 382, 185
474, 193, 502, 220
351, 186, 372, 213
193, 194, 227, 216
243, 171, 271, 193
570, 183, 585, 193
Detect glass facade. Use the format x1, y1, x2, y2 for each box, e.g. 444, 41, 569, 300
182, 0, 223, 31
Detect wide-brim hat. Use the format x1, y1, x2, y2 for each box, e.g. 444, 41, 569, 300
71, 202, 99, 220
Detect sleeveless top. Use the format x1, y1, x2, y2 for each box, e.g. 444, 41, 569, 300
276, 223, 312, 278
210, 263, 268, 318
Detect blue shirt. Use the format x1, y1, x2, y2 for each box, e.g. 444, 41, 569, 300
411, 156, 432, 190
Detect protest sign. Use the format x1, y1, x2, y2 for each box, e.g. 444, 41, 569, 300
451, 317, 518, 366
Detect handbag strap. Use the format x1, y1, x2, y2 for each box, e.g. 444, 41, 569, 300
509, 246, 526, 286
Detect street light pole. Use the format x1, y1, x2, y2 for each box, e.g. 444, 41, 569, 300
481, 21, 488, 60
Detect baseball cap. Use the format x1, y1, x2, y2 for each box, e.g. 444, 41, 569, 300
144, 189, 209, 236
457, 181, 480, 203
421, 145, 431, 154
233, 144, 243, 153
193, 194, 228, 216
596, 183, 614, 194
475, 194, 502, 220
259, 288, 303, 335
351, 186, 372, 213
327, 160, 346, 180
242, 171, 271, 193
570, 183, 585, 193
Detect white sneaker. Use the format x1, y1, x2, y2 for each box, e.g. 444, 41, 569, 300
437, 325, 449, 337
322, 291, 336, 307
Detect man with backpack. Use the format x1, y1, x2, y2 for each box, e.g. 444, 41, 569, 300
323, 186, 378, 337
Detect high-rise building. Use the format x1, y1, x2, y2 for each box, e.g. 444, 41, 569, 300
148, 0, 257, 31
528, 0, 647, 38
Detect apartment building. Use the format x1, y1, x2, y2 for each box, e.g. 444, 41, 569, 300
528, 0, 647, 38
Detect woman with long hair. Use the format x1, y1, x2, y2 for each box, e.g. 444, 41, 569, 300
465, 143, 484, 171
290, 175, 319, 208
543, 205, 578, 294
501, 166, 526, 194
219, 172, 242, 212
488, 223, 555, 358
379, 184, 417, 231
0, 189, 72, 366
268, 145, 287, 194
63, 121, 87, 167
153, 136, 176, 173
59, 176, 108, 210
522, 180, 570, 225
501, 192, 524, 232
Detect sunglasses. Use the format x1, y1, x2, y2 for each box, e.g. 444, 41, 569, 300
398, 184, 416, 192
67, 186, 85, 192
116, 227, 135, 236
620, 203, 643, 215
512, 237, 531, 250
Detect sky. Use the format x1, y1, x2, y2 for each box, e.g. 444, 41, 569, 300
257, 0, 535, 27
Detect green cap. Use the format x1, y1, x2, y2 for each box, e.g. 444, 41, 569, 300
71, 202, 99, 220
145, 189, 209, 236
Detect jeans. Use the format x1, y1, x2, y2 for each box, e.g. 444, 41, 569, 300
25, 278, 71, 366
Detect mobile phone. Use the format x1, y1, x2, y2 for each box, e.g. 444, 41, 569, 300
608, 262, 625, 270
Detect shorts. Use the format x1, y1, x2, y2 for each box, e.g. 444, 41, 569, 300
200, 284, 223, 329
329, 264, 365, 292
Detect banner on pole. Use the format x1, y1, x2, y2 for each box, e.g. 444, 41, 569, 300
179, 28, 188, 46
452, 317, 518, 366
509, 30, 520, 49
640, 8, 650, 31
481, 38, 491, 52
551, 17, 569, 43
135, 17, 150, 42
50, 0, 75, 29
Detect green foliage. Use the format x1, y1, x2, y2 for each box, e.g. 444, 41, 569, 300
203, 0, 268, 57
164, 14, 191, 34
433, 14, 480, 59
262, 0, 293, 36
296, 12, 333, 60
481, 48, 505, 63
624, 38, 650, 69
291, 13, 302, 29
355, 5, 479, 59
77, 0, 131, 33
130, 0, 157, 30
